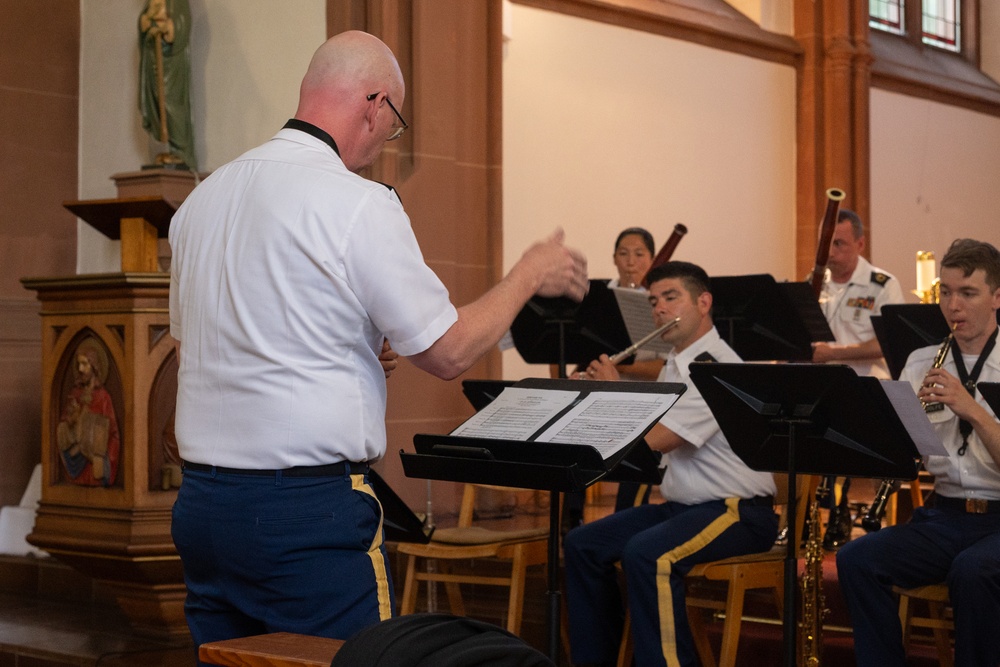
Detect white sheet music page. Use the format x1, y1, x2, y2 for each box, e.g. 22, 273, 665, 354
612, 287, 672, 355
450, 387, 579, 441
537, 390, 681, 459
880, 380, 948, 457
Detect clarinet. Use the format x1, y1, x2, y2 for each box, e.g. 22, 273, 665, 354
861, 331, 954, 532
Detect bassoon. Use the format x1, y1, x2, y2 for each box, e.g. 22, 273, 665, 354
809, 188, 847, 297
641, 223, 688, 288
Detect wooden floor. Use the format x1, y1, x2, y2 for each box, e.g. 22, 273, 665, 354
0, 483, 947, 666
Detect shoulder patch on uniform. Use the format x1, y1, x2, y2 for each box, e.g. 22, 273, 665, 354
871, 271, 889, 286
376, 181, 402, 205
693, 351, 717, 363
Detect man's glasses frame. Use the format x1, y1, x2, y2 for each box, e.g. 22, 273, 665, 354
366, 92, 408, 141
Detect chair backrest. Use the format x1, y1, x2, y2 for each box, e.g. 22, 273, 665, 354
456, 484, 521, 528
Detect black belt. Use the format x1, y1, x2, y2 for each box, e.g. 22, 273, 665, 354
742, 495, 774, 507
933, 495, 1000, 515
182, 460, 369, 478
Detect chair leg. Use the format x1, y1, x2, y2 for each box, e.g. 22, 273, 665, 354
687, 605, 718, 667
616, 609, 633, 667
898, 592, 912, 649
717, 583, 746, 667
442, 565, 466, 618
928, 601, 954, 667
506, 545, 528, 635
400, 554, 419, 615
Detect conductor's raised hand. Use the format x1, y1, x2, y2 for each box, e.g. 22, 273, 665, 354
518, 228, 589, 302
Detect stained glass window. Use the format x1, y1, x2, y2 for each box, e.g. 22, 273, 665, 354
870, 0, 904, 35
922, 0, 960, 51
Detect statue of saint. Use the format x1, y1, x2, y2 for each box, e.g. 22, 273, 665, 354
138, 0, 196, 170
56, 339, 121, 487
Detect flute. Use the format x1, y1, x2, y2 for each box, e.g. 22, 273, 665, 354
608, 317, 681, 364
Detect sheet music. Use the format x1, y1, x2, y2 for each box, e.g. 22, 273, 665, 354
611, 287, 672, 355
537, 391, 681, 459
450, 387, 579, 441
880, 380, 948, 457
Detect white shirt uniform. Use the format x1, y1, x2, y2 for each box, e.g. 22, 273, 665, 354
169, 128, 458, 469
819, 256, 904, 379
657, 327, 776, 504
901, 342, 1000, 501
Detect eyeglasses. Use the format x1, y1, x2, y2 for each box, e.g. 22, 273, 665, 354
366, 92, 408, 141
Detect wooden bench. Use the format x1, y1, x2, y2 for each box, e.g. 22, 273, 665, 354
198, 632, 343, 667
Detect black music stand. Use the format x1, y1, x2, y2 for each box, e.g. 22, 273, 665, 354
510, 280, 633, 377
402, 378, 683, 662
872, 304, 951, 380
688, 362, 923, 667
710, 275, 834, 361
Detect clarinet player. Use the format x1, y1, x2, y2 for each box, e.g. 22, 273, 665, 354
837, 239, 1000, 667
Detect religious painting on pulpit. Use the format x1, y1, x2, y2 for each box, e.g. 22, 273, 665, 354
53, 335, 124, 487
147, 344, 180, 491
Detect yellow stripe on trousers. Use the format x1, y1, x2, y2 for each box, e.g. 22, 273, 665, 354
353, 474, 393, 621
656, 497, 741, 667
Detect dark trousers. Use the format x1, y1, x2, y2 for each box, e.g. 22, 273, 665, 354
615, 482, 652, 513
564, 498, 777, 667
836, 505, 1000, 667
172, 468, 393, 665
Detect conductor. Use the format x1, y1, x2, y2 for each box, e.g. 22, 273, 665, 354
168, 30, 588, 658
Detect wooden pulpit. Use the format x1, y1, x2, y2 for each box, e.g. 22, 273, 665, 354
21, 172, 195, 638
63, 195, 178, 272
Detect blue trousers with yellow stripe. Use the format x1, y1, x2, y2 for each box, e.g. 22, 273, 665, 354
564, 498, 778, 667
172, 468, 393, 665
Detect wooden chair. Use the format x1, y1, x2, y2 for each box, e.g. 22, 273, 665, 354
396, 483, 548, 635
894, 583, 953, 667
617, 474, 817, 667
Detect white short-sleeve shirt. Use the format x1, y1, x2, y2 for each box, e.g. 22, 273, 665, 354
819, 256, 904, 379
657, 327, 776, 504
900, 342, 1000, 501
169, 128, 458, 468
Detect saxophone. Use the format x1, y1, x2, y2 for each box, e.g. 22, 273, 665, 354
800, 479, 828, 666
861, 331, 954, 532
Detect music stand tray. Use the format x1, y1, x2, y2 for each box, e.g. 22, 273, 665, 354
688, 361, 924, 667
709, 275, 834, 361
403, 378, 681, 492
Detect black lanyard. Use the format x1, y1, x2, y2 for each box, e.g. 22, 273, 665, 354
283, 119, 340, 156
950, 327, 998, 455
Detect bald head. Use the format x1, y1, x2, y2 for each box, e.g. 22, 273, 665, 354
295, 31, 405, 172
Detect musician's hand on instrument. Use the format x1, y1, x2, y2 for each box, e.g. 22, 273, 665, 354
379, 339, 399, 379
585, 354, 620, 381
922, 367, 982, 418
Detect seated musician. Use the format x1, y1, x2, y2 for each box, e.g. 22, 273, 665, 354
837, 238, 1000, 667
563, 261, 778, 667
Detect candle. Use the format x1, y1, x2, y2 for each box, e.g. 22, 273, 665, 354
916, 251, 936, 294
